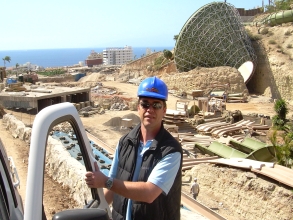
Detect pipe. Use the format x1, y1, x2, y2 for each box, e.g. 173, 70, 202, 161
261, 9, 293, 26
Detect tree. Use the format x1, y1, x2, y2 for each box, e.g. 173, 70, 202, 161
2, 56, 11, 67
163, 49, 172, 60
275, 0, 293, 10
265, 0, 293, 12
173, 35, 179, 41
15, 63, 19, 77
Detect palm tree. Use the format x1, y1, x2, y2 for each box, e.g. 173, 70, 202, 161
16, 63, 19, 77
2, 56, 11, 67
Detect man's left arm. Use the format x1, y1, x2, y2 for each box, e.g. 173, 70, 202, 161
147, 152, 181, 195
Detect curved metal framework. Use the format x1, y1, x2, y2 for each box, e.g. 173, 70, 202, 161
174, 2, 257, 82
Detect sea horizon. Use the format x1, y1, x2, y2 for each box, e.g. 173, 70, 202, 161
0, 47, 174, 69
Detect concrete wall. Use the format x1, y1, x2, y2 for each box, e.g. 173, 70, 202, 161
1, 96, 36, 109
38, 75, 75, 83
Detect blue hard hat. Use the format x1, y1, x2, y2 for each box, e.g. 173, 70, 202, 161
137, 77, 168, 101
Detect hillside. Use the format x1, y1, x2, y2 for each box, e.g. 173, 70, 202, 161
112, 19, 293, 109
246, 21, 293, 104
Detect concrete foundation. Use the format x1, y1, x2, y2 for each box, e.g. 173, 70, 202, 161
0, 85, 91, 113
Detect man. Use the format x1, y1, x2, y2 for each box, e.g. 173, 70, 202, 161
190, 178, 200, 200
85, 76, 183, 220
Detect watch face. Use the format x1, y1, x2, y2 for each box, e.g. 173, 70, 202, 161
106, 178, 113, 189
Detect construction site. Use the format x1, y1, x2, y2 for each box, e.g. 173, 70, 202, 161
1, 2, 293, 220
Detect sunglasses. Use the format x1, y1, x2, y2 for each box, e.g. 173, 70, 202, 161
140, 102, 163, 110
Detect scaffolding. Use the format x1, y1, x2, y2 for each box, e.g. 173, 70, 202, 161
174, 2, 257, 82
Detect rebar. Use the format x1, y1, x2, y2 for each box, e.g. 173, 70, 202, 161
174, 2, 257, 76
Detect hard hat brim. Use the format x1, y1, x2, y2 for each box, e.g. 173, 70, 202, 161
138, 91, 168, 101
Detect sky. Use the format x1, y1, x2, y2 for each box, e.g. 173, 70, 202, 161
1, 0, 263, 50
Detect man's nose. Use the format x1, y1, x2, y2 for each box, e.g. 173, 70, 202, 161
146, 105, 155, 111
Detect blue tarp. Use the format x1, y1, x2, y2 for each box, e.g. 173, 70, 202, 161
52, 131, 111, 176
6, 78, 18, 84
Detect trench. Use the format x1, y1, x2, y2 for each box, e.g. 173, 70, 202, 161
52, 131, 112, 176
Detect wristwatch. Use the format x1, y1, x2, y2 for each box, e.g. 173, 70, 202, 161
105, 177, 114, 190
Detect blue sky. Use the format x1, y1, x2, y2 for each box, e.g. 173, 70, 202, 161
1, 0, 262, 50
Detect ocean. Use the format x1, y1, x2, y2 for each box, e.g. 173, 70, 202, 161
0, 47, 174, 68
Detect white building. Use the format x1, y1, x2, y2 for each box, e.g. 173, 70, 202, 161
103, 46, 133, 65
22, 62, 45, 71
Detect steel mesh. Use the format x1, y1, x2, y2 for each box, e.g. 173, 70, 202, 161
174, 2, 257, 74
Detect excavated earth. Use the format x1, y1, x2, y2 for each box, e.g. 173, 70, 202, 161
2, 79, 293, 220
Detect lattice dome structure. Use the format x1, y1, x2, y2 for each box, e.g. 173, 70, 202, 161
174, 2, 257, 83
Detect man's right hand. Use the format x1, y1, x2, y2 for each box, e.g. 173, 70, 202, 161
85, 162, 107, 188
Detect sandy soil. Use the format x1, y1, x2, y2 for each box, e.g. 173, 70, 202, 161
1, 80, 279, 219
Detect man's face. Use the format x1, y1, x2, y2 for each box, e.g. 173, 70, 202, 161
137, 97, 166, 130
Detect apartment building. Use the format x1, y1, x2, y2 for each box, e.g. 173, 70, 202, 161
85, 50, 103, 67
103, 46, 133, 65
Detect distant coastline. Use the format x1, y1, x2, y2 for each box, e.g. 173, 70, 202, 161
0, 47, 173, 68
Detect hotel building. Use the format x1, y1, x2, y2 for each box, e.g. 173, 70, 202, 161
103, 46, 133, 65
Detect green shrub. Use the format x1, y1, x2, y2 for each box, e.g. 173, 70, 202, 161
251, 34, 262, 41
153, 56, 164, 66
272, 115, 286, 129
284, 30, 291, 36
272, 99, 288, 129
276, 45, 286, 54
274, 99, 288, 120
246, 30, 262, 41
270, 130, 293, 168
260, 27, 269, 35
267, 31, 274, 36
270, 99, 293, 168
37, 69, 66, 76
268, 39, 277, 44
287, 44, 292, 49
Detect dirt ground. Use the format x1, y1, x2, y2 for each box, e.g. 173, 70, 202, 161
1, 80, 283, 219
